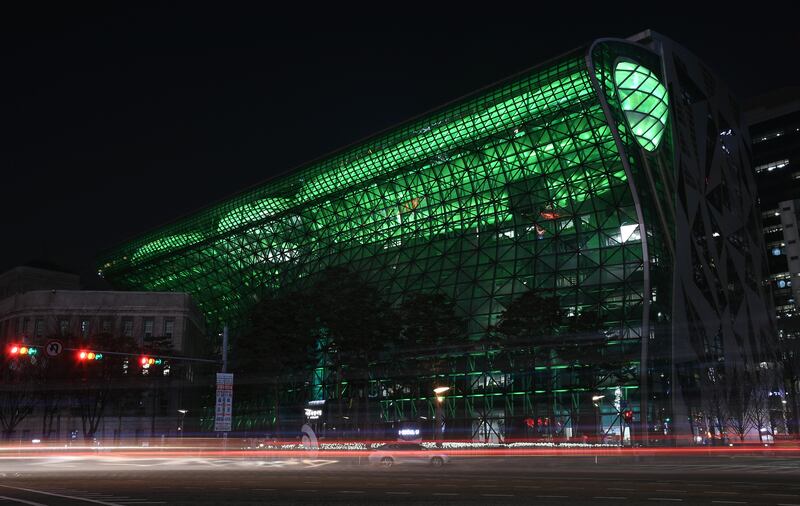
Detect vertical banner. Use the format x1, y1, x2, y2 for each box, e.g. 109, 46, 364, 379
214, 372, 234, 432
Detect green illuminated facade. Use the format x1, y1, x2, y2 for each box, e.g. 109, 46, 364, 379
100, 32, 775, 443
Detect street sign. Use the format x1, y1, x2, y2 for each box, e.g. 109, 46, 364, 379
214, 373, 234, 432
45, 340, 64, 357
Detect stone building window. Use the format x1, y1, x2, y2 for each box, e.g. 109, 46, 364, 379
143, 319, 154, 339
34, 319, 44, 337
164, 320, 174, 338
122, 319, 133, 338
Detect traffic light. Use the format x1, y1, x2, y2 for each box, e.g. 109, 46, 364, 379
622, 409, 634, 423
139, 356, 162, 368
8, 344, 38, 356
76, 350, 104, 361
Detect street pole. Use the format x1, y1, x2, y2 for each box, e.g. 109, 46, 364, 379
178, 409, 188, 439
222, 325, 229, 373
222, 325, 229, 449
433, 386, 449, 445
592, 395, 605, 445
595, 405, 601, 444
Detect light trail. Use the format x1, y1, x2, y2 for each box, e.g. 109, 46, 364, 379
0, 437, 798, 463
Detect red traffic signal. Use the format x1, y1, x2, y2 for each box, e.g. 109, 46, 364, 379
8, 344, 38, 356
622, 409, 634, 423
76, 350, 103, 361
139, 356, 163, 367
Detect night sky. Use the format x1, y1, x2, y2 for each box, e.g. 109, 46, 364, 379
2, 6, 798, 288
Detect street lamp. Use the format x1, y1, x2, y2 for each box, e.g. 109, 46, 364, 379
178, 409, 188, 438
592, 395, 605, 444
433, 386, 450, 443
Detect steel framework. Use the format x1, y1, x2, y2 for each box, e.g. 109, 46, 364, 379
100, 34, 774, 442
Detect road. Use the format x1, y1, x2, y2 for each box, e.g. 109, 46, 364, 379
0, 453, 799, 504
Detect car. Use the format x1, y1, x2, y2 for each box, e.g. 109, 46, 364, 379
368, 443, 450, 468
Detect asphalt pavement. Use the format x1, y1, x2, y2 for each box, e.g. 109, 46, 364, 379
0, 453, 799, 505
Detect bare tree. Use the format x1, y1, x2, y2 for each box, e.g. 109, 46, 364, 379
701, 366, 729, 445
75, 332, 137, 440
0, 349, 40, 439
726, 366, 753, 443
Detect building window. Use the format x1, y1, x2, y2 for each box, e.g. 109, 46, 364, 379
80, 319, 90, 338
59, 319, 69, 336
164, 320, 174, 338
143, 319, 154, 339
753, 130, 784, 144
23, 318, 32, 336
754, 159, 789, 174
34, 319, 45, 337
123, 319, 133, 338
101, 320, 111, 334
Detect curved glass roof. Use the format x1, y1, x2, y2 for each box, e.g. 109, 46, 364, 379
613, 60, 669, 152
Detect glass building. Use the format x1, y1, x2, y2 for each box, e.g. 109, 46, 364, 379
99, 31, 775, 443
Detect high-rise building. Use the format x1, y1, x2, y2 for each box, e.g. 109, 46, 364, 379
746, 87, 800, 434
99, 31, 775, 443
746, 88, 800, 336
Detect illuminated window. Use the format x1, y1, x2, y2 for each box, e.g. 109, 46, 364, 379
753, 130, 784, 144
754, 159, 789, 174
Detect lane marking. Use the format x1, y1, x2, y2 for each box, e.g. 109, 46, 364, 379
711, 501, 747, 504
0, 485, 124, 506
766, 494, 800, 497
0, 496, 48, 506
